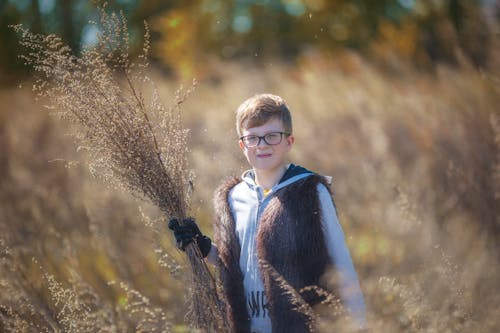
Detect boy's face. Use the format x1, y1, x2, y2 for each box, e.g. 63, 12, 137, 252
238, 118, 294, 174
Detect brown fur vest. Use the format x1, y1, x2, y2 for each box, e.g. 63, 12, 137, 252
213, 174, 335, 333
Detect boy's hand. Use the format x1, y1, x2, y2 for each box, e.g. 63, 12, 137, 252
168, 217, 212, 258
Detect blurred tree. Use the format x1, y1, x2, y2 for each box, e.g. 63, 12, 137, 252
150, 0, 493, 77
0, 0, 494, 82
61, 0, 77, 52
152, 6, 199, 79
449, 0, 491, 67
414, 0, 491, 68
0, 0, 24, 82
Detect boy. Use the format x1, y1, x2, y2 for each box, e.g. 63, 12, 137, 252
169, 94, 366, 333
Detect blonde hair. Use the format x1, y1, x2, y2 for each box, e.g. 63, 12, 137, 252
235, 94, 292, 137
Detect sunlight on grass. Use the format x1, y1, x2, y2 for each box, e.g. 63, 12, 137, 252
0, 47, 499, 331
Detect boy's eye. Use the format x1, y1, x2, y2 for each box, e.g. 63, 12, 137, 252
244, 136, 259, 144
265, 133, 281, 141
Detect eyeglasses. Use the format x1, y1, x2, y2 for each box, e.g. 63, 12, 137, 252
240, 132, 290, 148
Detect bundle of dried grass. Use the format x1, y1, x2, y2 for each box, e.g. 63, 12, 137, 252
13, 5, 227, 332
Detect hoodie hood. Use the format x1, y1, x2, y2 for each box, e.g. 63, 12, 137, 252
279, 163, 312, 183
241, 164, 315, 192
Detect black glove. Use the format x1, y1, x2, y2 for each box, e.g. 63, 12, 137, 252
168, 217, 212, 258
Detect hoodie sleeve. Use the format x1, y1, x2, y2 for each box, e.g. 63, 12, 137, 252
317, 183, 367, 330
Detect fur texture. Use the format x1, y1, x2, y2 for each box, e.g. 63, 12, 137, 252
214, 175, 336, 332
213, 176, 251, 333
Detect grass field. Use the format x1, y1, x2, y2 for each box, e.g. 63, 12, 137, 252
1, 50, 499, 332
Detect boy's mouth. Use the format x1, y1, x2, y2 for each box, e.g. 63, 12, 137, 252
256, 153, 272, 158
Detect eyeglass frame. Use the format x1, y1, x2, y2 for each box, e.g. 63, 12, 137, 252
239, 131, 291, 148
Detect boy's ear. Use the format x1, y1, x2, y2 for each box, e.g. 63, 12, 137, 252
238, 140, 245, 150
286, 135, 295, 146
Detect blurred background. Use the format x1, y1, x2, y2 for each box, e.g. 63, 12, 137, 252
0, 0, 499, 332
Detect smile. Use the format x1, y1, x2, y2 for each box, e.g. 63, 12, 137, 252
257, 153, 272, 158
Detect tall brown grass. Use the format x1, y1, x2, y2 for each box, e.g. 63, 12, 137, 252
7, 5, 226, 332
1, 20, 499, 333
